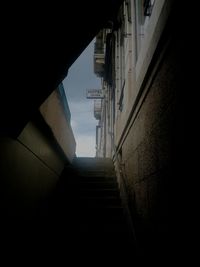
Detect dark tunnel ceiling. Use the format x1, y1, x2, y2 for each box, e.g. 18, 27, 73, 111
1, 0, 123, 137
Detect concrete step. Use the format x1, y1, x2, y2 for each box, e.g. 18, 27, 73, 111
78, 221, 130, 233
73, 157, 115, 172
76, 170, 115, 177
77, 188, 120, 198
69, 175, 116, 183
64, 166, 116, 179
69, 206, 124, 221
78, 196, 121, 207
64, 232, 136, 261
73, 157, 113, 166
71, 181, 118, 190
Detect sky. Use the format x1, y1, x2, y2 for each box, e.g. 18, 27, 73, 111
63, 39, 101, 157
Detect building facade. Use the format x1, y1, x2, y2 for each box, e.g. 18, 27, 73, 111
94, 0, 181, 255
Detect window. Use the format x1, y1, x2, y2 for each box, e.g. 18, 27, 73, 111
126, 0, 132, 23
135, 0, 155, 60
143, 0, 154, 16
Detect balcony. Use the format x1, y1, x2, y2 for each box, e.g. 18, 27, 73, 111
94, 100, 102, 120
94, 40, 105, 77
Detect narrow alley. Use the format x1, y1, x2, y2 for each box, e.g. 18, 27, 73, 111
0, 1, 184, 265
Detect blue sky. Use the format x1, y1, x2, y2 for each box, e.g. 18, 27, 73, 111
63, 39, 101, 157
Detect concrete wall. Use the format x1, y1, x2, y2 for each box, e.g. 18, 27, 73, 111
0, 88, 76, 218
40, 88, 76, 162
0, 120, 63, 217
116, 34, 181, 257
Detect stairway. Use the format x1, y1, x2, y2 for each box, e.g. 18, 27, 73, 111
1, 157, 137, 265
52, 157, 137, 264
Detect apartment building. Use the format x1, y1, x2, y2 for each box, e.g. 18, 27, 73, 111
94, 0, 182, 254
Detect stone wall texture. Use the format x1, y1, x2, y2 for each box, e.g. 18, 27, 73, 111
118, 38, 181, 257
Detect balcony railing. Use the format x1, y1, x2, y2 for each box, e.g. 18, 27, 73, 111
94, 100, 102, 120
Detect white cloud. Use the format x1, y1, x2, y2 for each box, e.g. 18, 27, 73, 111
62, 39, 100, 158
70, 119, 78, 130
75, 135, 96, 157
69, 100, 94, 115
69, 101, 97, 157
69, 99, 97, 134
